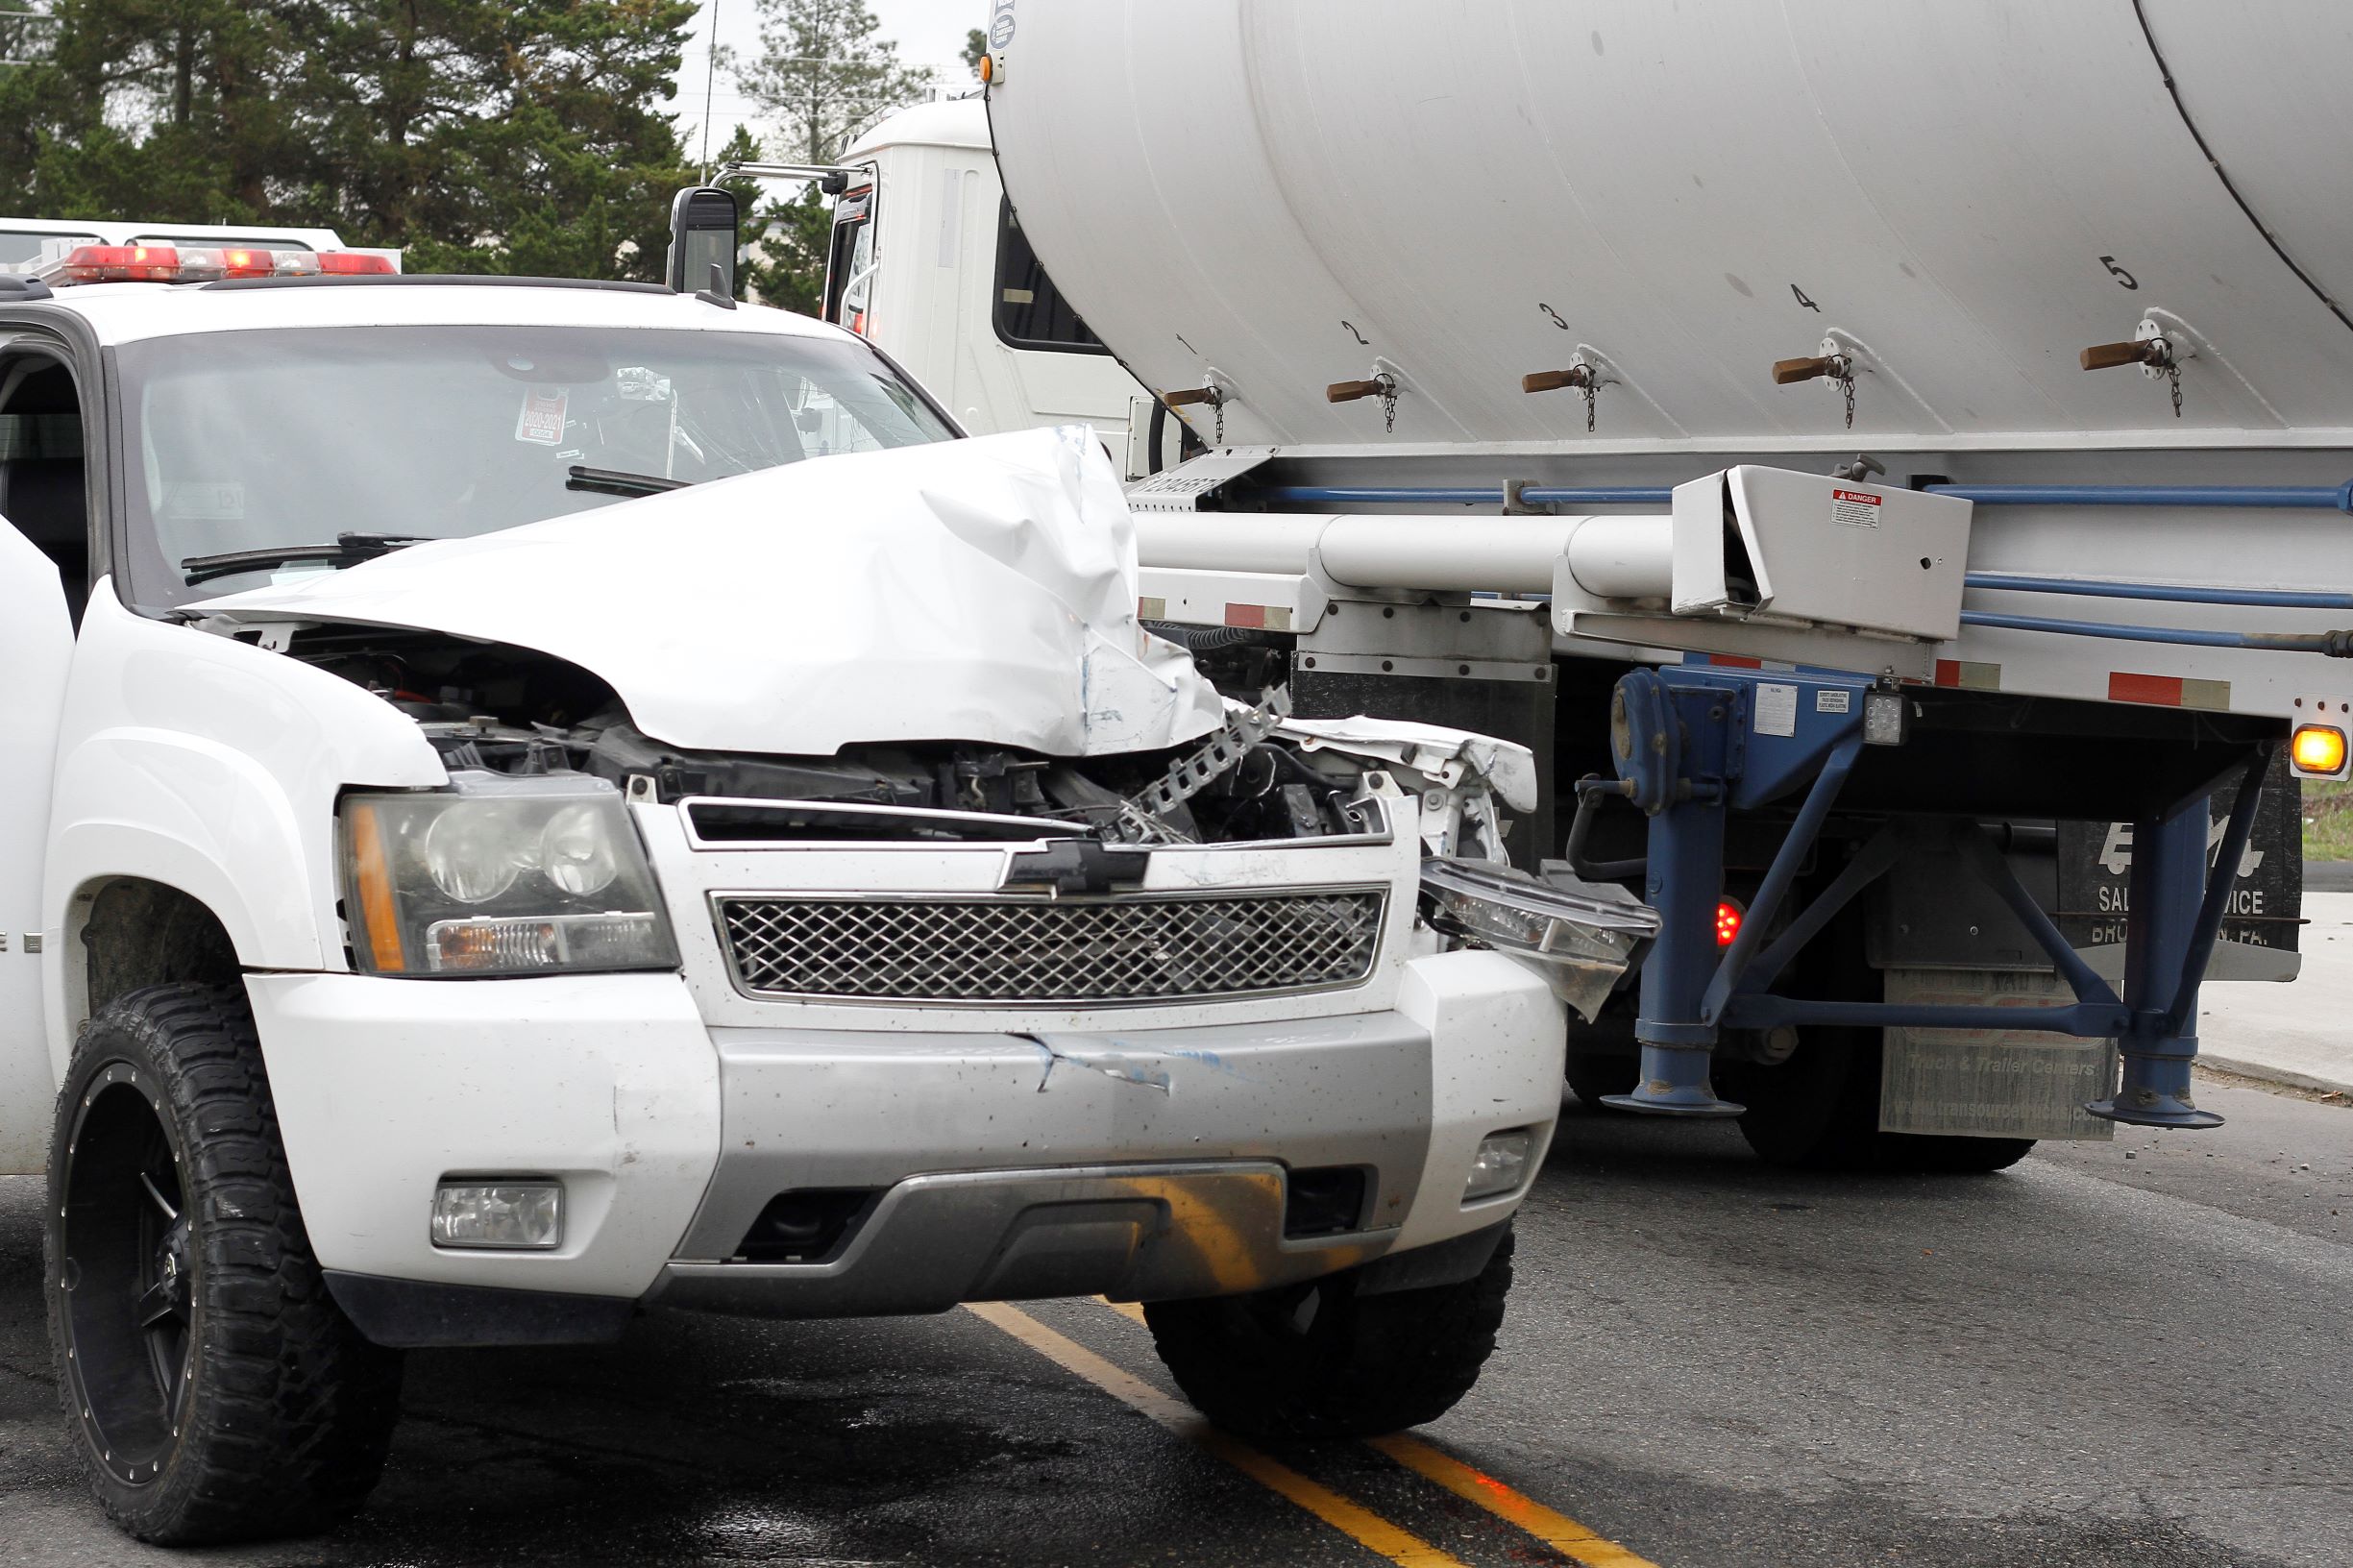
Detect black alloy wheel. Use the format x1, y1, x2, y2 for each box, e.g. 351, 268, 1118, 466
54, 1060, 194, 1486
46, 984, 403, 1543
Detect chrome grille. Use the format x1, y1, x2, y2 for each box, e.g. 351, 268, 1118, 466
717, 889, 1385, 1005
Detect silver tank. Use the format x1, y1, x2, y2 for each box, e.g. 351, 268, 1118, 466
985, 0, 2353, 453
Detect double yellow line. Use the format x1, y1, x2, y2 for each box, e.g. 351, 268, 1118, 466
967, 1299, 1660, 1568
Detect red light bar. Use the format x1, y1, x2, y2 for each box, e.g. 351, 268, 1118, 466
55, 244, 181, 282
40, 244, 398, 284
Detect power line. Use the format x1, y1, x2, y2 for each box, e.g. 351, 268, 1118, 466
698, 0, 722, 176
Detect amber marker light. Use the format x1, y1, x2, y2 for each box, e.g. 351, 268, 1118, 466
2292, 723, 2348, 778
344, 802, 408, 972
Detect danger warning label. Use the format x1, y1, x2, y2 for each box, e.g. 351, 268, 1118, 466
1831, 487, 1883, 527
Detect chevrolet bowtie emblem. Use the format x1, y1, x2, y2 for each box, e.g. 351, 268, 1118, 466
1001, 839, 1152, 895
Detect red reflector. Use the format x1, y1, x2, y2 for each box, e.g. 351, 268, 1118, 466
318, 251, 396, 275
1715, 899, 1743, 947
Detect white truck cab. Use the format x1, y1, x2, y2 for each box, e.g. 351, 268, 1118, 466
793, 97, 1149, 453
0, 244, 1634, 1542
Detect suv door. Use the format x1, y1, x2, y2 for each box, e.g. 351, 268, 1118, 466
0, 338, 86, 1170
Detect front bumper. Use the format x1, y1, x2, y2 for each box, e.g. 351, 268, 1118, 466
251, 949, 1562, 1346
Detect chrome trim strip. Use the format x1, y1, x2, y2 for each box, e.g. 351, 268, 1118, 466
674, 794, 1394, 852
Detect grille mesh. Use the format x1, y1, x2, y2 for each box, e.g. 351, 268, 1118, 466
719, 890, 1385, 1004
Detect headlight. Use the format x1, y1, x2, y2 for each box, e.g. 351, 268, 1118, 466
342, 772, 678, 976
1418, 856, 1657, 1020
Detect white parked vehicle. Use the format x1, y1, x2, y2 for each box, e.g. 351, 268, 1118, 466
0, 238, 1642, 1542
0, 218, 397, 275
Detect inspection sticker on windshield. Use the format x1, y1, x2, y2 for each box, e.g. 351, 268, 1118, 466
514, 386, 568, 446
1831, 487, 1883, 527
160, 480, 244, 521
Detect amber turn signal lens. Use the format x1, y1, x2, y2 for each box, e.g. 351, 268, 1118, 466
2292, 723, 2347, 776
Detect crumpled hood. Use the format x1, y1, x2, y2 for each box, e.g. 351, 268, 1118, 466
194, 427, 1227, 758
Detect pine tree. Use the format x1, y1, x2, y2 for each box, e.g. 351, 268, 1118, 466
5, 0, 703, 282
735, 0, 929, 164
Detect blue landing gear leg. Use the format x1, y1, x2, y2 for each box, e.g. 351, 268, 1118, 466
2085, 752, 2263, 1129
1605, 784, 1744, 1117
1600, 668, 1759, 1117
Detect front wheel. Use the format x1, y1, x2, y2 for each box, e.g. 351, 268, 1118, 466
45, 983, 403, 1544
1142, 1228, 1514, 1439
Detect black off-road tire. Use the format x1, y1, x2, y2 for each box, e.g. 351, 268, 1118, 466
1142, 1228, 1514, 1440
45, 983, 403, 1544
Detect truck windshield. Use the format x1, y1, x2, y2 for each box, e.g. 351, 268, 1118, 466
113, 323, 955, 607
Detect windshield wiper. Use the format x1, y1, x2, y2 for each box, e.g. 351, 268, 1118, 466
182, 531, 434, 586
566, 464, 692, 498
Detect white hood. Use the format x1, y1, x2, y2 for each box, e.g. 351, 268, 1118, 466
195, 428, 1227, 758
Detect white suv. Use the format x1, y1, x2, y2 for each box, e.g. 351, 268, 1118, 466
0, 248, 1644, 1543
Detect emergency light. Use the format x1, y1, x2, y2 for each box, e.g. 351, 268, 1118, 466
37, 244, 397, 284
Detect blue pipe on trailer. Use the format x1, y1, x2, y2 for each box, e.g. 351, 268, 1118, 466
1963, 574, 2353, 611
1927, 480, 2353, 511
1959, 609, 2352, 655
1252, 485, 1671, 505
1249, 479, 2353, 510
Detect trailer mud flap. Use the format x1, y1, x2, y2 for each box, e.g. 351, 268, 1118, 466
1877, 969, 2118, 1140
2055, 749, 2302, 973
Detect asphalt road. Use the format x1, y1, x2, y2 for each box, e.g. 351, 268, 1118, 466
3, 1077, 2347, 1568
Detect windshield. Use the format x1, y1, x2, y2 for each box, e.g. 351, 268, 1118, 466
115, 323, 955, 607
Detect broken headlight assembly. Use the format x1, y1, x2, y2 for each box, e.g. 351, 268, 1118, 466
1417, 856, 1657, 1020
340, 772, 678, 976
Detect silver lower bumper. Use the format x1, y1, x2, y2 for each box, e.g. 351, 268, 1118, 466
654, 1161, 1390, 1317
656, 1008, 1440, 1315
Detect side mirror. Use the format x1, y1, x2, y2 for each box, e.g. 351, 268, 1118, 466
666, 186, 740, 296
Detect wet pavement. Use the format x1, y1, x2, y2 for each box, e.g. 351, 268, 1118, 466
3, 1075, 2348, 1568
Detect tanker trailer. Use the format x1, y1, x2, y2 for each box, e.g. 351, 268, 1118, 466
982, 0, 2346, 1169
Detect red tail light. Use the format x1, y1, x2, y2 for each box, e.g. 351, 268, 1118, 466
1715, 898, 1744, 947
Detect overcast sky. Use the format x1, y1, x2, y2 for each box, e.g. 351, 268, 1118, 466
673, 0, 993, 167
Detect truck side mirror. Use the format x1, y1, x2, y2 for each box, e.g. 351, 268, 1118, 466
666, 186, 740, 297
